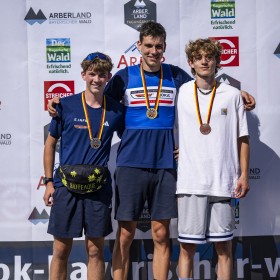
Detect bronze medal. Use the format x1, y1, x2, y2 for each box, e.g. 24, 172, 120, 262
146, 108, 158, 119
194, 82, 217, 136
200, 123, 211, 135
91, 138, 101, 149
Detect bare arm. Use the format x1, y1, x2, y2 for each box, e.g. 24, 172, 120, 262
240, 90, 256, 111
43, 133, 58, 206
234, 136, 250, 199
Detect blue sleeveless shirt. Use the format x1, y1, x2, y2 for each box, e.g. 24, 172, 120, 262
116, 64, 177, 169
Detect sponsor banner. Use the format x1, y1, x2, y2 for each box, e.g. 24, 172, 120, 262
210, 36, 239, 67
216, 73, 241, 89
211, 0, 236, 30
1, 237, 280, 279
24, 7, 92, 25
0, 133, 12, 146
44, 81, 75, 110
24, 8, 47, 25
116, 42, 142, 70
124, 0, 157, 31
1, 0, 280, 271
274, 43, 280, 59
46, 38, 72, 74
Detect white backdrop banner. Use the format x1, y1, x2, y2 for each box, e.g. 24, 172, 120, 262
0, 0, 280, 279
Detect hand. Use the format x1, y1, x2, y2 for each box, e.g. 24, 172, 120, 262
43, 184, 55, 206
174, 146, 179, 160
233, 175, 250, 199
240, 90, 256, 111
47, 97, 60, 117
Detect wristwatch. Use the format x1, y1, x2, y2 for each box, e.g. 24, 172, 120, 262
43, 177, 53, 185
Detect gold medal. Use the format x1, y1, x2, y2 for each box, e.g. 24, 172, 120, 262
90, 138, 102, 149
140, 64, 162, 119
194, 82, 217, 135
82, 92, 106, 149
146, 108, 158, 119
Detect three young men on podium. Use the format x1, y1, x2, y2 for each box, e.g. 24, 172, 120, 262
46, 21, 253, 280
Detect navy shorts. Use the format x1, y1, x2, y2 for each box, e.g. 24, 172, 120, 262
114, 167, 177, 221
48, 184, 113, 238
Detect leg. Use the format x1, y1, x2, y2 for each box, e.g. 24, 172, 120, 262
178, 242, 197, 279
151, 219, 171, 280
214, 241, 233, 280
50, 237, 73, 280
112, 221, 137, 280
86, 237, 105, 280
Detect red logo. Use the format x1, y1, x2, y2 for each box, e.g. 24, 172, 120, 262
44, 81, 75, 110
210, 36, 239, 67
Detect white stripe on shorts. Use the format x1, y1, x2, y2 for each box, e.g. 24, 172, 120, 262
206, 231, 234, 242
178, 233, 207, 244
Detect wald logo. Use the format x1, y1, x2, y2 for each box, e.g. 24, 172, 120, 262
46, 38, 71, 63
211, 0, 235, 19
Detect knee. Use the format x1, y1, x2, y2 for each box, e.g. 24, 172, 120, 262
53, 245, 71, 261
88, 245, 103, 260
118, 222, 136, 246
215, 241, 232, 257
180, 243, 196, 259
153, 230, 168, 244
152, 224, 169, 245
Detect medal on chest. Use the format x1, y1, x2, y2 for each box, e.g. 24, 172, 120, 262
194, 81, 217, 135
140, 64, 163, 119
82, 92, 106, 149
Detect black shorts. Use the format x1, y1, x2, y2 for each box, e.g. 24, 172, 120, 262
48, 184, 113, 238
114, 167, 177, 221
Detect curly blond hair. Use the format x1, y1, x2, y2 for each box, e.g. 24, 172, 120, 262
185, 38, 222, 76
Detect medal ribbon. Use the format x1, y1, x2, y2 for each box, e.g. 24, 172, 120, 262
82, 91, 106, 143
194, 81, 217, 126
140, 64, 163, 111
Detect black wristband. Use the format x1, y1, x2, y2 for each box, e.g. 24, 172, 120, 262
43, 177, 53, 185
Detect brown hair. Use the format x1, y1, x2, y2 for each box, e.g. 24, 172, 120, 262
139, 21, 166, 43
81, 53, 113, 73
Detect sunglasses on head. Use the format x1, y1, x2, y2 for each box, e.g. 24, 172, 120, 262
84, 52, 109, 61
